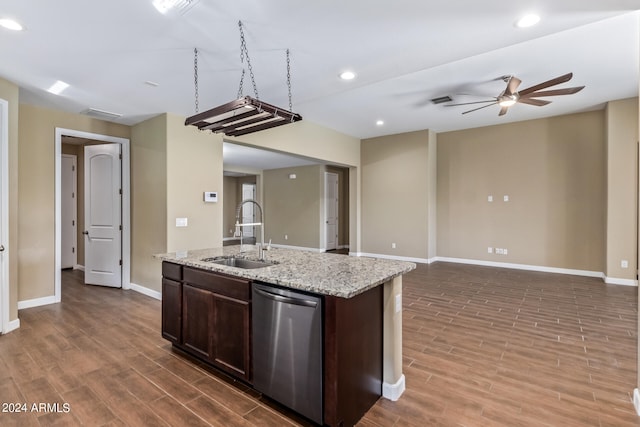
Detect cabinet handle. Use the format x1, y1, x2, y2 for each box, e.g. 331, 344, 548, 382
254, 288, 317, 308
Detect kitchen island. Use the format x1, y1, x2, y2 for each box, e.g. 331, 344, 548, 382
155, 246, 415, 426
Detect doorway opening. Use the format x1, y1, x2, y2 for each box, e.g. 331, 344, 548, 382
55, 128, 130, 301
0, 99, 9, 333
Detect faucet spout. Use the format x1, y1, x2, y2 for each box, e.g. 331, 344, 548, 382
235, 199, 266, 260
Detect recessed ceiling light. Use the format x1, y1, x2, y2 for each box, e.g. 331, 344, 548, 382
339, 71, 356, 81
0, 18, 23, 31
516, 13, 540, 28
152, 0, 193, 14
47, 80, 70, 95
376, 120, 384, 126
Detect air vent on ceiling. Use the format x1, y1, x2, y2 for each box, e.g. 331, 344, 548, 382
81, 108, 123, 120
431, 96, 453, 104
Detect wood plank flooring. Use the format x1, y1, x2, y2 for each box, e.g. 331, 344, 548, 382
0, 263, 638, 426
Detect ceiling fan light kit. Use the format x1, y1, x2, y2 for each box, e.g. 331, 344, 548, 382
445, 72, 584, 116
185, 20, 302, 137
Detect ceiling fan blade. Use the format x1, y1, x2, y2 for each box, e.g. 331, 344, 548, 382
462, 101, 499, 114
518, 98, 551, 106
518, 73, 573, 97
498, 106, 509, 116
504, 76, 522, 96
445, 99, 497, 107
520, 86, 585, 98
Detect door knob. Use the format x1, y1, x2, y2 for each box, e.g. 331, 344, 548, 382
0, 245, 4, 252
82, 231, 89, 235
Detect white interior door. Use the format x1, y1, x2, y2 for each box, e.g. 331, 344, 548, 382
242, 183, 256, 238
61, 154, 77, 269
84, 144, 121, 287
325, 172, 339, 251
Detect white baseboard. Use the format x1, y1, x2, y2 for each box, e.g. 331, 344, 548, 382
382, 374, 405, 401
435, 256, 604, 279
18, 295, 59, 310
3, 318, 20, 333
352, 252, 433, 264
634, 388, 640, 416
270, 243, 323, 253
74, 264, 85, 271
129, 282, 162, 301
604, 276, 638, 286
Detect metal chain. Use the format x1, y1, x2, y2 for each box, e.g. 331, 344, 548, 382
238, 21, 259, 99
237, 69, 245, 99
286, 49, 292, 111
193, 47, 199, 113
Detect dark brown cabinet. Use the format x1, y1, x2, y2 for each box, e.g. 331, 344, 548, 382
161, 262, 252, 382
162, 260, 384, 426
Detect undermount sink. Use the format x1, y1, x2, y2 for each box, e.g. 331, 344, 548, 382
201, 256, 275, 269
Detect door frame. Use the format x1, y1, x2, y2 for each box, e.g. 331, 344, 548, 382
55, 128, 131, 301
324, 171, 339, 251
61, 154, 77, 269
0, 99, 9, 333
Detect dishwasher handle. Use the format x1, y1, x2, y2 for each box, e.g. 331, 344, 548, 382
254, 287, 318, 308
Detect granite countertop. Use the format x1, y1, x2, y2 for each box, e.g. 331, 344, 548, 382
155, 245, 416, 298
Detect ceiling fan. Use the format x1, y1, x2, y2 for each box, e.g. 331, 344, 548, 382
445, 73, 585, 116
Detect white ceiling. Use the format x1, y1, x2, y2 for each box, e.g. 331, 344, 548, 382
1, 0, 639, 143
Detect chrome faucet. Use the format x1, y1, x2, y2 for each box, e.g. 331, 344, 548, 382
235, 199, 268, 260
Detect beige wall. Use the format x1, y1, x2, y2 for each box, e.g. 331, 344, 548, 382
361, 130, 432, 259
166, 113, 223, 253
605, 98, 639, 280
0, 77, 19, 322
437, 110, 606, 272
264, 165, 324, 248
130, 114, 167, 291
18, 104, 130, 302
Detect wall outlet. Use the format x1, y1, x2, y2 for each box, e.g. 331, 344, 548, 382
488, 247, 493, 254
503, 195, 509, 202
503, 248, 508, 255
621, 260, 629, 268
488, 195, 493, 202
176, 217, 188, 227
395, 294, 402, 313
284, 234, 288, 240
392, 243, 396, 249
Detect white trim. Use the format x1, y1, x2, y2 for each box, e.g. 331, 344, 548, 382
6, 318, 19, 333
604, 276, 638, 286
435, 256, 604, 279
0, 98, 9, 333
352, 252, 433, 264
18, 295, 58, 310
270, 243, 324, 253
55, 128, 131, 304
634, 388, 640, 416
382, 374, 405, 401
129, 282, 162, 301
74, 264, 85, 271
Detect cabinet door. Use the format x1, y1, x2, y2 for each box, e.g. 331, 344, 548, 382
212, 294, 251, 381
161, 278, 182, 344
182, 284, 214, 359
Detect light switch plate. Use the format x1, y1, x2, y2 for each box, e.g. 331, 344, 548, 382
176, 217, 188, 227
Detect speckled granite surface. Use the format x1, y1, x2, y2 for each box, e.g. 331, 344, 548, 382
155, 246, 416, 298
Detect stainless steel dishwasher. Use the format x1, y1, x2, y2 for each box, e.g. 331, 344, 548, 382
252, 282, 323, 425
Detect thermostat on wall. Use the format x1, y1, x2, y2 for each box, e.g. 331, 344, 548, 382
204, 191, 218, 202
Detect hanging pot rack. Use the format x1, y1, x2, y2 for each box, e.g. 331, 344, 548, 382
185, 21, 302, 136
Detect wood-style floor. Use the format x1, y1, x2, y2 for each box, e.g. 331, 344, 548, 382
0, 263, 638, 426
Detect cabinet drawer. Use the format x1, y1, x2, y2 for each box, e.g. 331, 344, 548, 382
183, 267, 251, 301
162, 261, 182, 281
